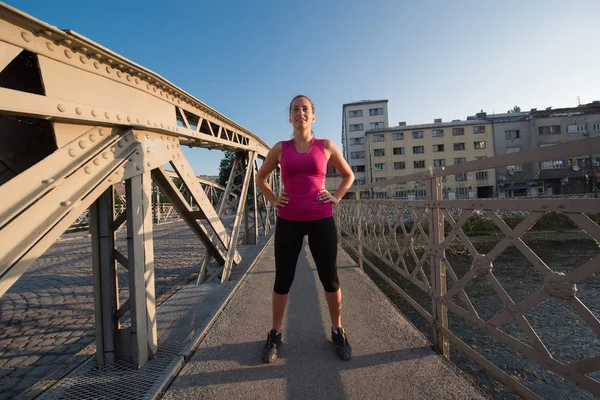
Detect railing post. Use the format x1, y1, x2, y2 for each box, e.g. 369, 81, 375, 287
355, 191, 363, 271
428, 176, 448, 357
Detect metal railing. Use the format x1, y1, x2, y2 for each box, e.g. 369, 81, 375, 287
337, 136, 600, 399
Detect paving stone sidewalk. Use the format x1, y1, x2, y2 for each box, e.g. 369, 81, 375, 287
0, 220, 211, 400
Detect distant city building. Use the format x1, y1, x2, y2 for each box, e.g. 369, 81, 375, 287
341, 100, 389, 189
365, 118, 496, 200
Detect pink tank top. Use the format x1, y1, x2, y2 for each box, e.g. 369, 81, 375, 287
278, 137, 333, 221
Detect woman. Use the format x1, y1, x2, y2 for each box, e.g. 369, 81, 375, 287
256, 95, 355, 363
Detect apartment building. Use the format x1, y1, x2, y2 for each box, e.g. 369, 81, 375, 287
365, 118, 495, 200
341, 100, 389, 188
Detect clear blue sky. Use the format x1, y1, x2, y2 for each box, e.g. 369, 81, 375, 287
7, 0, 600, 176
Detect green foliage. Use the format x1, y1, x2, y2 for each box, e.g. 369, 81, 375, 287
218, 151, 236, 186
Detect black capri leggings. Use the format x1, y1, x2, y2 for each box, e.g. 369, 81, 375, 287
274, 216, 339, 295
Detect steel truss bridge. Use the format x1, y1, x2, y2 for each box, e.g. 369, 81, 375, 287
2, 3, 600, 399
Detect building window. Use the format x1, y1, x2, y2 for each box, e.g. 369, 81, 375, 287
351, 165, 365, 173
432, 144, 444, 152
539, 143, 563, 169
413, 145, 425, 154
392, 132, 404, 140
452, 128, 464, 136
348, 110, 363, 118
353, 178, 366, 185
454, 157, 466, 164
375, 177, 386, 182
350, 137, 364, 145
412, 131, 424, 139
538, 125, 561, 135
506, 146, 523, 171
394, 161, 406, 169
474, 141, 486, 149
415, 189, 427, 199
455, 173, 467, 181
454, 142, 466, 151
414, 160, 425, 168
393, 147, 404, 155
375, 191, 387, 199
369, 108, 384, 116
473, 126, 486, 134
505, 130, 520, 140
432, 129, 444, 137
456, 187, 469, 197
370, 122, 385, 130
594, 123, 600, 132
433, 159, 445, 167
373, 134, 385, 142
374, 163, 386, 170
566, 124, 587, 133
476, 171, 488, 180
395, 190, 408, 199
349, 123, 364, 131
351, 151, 365, 159
374, 148, 385, 156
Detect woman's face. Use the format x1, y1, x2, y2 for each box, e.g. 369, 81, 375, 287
289, 97, 315, 129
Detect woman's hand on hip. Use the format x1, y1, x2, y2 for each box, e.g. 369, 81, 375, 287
274, 192, 289, 207
318, 189, 339, 205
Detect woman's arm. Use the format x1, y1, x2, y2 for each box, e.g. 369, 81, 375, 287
322, 139, 354, 203
256, 142, 288, 207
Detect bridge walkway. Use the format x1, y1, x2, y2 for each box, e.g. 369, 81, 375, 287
163, 239, 486, 399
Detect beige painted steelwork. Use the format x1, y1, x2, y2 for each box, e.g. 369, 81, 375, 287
0, 3, 275, 369
338, 136, 600, 399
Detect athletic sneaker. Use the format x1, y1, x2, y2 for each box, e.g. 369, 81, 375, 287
261, 329, 282, 363
332, 327, 352, 360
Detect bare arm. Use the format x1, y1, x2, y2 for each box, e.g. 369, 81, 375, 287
256, 142, 288, 207
321, 139, 354, 203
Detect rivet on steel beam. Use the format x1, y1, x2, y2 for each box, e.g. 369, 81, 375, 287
46, 42, 55, 51
108, 177, 113, 183
124, 135, 130, 142
160, 123, 164, 128
94, 53, 102, 59
146, 147, 151, 153
126, 75, 131, 82
79, 46, 88, 52
91, 110, 97, 117
107, 59, 114, 64
117, 71, 122, 78
147, 161, 151, 167
94, 62, 100, 69
64, 50, 73, 59
135, 78, 140, 84
21, 32, 32, 42
167, 145, 170, 149
136, 118, 140, 123
42, 178, 55, 184
117, 142, 123, 148
75, 107, 82, 115
116, 114, 121, 121
146, 134, 150, 139
62, 39, 72, 45
146, 84, 150, 89
89, 133, 96, 142
57, 104, 66, 112
68, 149, 76, 157
84, 166, 92, 174
153, 87, 157, 93
98, 128, 105, 136
135, 150, 140, 156
79, 140, 87, 149
80, 56, 88, 64
127, 116, 132, 122
129, 158, 133, 162
43, 30, 52, 36
110, 146, 116, 153
102, 151, 109, 159
136, 165, 141, 171
160, 136, 164, 140
106, 67, 111, 74
154, 123, 158, 127
60, 201, 72, 207
160, 91, 163, 96
105, 112, 111, 119
134, 134, 140, 140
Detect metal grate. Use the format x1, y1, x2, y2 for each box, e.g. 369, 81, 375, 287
38, 283, 233, 400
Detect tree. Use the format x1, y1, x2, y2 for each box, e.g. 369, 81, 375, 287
218, 151, 236, 186
507, 105, 521, 113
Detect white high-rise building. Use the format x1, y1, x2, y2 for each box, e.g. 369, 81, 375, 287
342, 100, 389, 186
